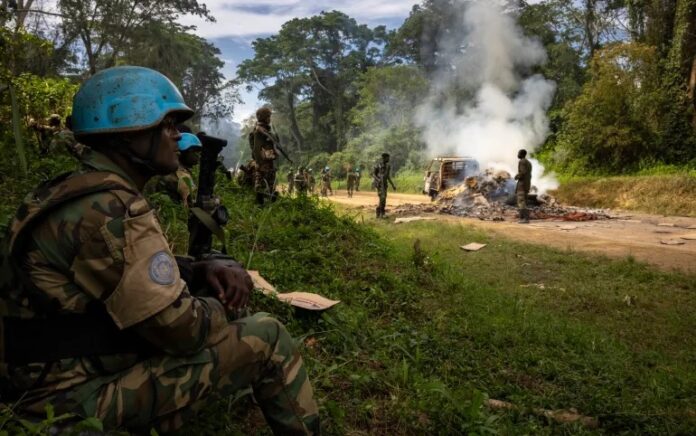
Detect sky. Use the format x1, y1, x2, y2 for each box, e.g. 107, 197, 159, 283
178, 0, 417, 122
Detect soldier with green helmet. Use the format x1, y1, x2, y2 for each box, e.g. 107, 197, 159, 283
0, 66, 319, 434
373, 153, 396, 218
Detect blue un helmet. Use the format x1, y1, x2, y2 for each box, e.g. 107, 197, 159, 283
71, 66, 194, 137
178, 132, 202, 152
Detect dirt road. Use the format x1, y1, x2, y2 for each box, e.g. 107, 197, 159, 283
326, 190, 696, 274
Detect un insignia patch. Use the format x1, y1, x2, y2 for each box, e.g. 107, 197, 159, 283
149, 251, 175, 285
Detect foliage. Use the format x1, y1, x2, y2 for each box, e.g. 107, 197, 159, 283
552, 43, 666, 173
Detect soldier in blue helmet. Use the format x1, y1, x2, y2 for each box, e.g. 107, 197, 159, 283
0, 66, 319, 434
150, 132, 201, 208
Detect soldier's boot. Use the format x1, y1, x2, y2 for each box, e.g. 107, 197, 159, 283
375, 207, 381, 219
518, 209, 529, 224
270, 191, 278, 203
256, 192, 265, 206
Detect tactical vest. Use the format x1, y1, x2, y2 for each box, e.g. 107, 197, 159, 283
0, 171, 150, 365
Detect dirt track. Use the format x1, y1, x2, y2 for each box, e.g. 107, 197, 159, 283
326, 190, 696, 274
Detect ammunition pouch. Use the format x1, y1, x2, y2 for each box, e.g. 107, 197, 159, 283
261, 147, 278, 161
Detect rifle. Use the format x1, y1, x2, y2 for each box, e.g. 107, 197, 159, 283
188, 132, 229, 259
270, 125, 293, 164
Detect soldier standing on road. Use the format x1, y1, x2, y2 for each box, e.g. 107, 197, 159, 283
0, 66, 319, 435
515, 149, 532, 224
374, 153, 396, 218
250, 107, 279, 206
346, 166, 358, 198
320, 166, 333, 197
355, 166, 362, 192
294, 166, 308, 195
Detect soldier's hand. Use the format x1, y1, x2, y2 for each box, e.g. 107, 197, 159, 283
201, 260, 252, 310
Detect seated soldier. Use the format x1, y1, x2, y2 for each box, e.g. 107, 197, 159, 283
0, 66, 319, 434
150, 132, 201, 208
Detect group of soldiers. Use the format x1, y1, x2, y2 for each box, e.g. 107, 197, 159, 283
0, 66, 319, 435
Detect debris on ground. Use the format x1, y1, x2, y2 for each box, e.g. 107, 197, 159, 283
660, 239, 686, 246
485, 398, 599, 429
658, 223, 676, 227
392, 168, 614, 222
679, 233, 696, 240
394, 216, 438, 224
559, 225, 578, 231
520, 283, 546, 290
247, 270, 340, 310
460, 242, 487, 251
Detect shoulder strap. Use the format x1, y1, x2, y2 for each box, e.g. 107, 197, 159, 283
5, 171, 140, 258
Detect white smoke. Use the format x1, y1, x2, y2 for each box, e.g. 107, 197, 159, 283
415, 0, 558, 193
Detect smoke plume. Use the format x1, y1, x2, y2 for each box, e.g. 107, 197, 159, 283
415, 0, 558, 192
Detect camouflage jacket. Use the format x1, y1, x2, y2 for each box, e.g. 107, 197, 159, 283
0, 148, 228, 402
251, 123, 278, 167
154, 166, 196, 208
373, 161, 393, 189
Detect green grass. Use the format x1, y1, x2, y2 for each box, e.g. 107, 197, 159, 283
552, 174, 696, 216
2, 159, 695, 434
183, 185, 696, 435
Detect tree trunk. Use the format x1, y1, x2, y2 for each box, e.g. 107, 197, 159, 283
9, 84, 28, 177
584, 0, 598, 58
690, 54, 696, 126
286, 89, 305, 150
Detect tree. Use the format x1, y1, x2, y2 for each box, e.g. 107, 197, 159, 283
57, 0, 213, 75
554, 43, 665, 173
238, 11, 385, 154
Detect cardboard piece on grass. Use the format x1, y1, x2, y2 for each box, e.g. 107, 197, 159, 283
394, 216, 437, 224
247, 271, 340, 311
678, 233, 696, 241
247, 270, 277, 296
660, 239, 685, 246
276, 292, 340, 311
460, 243, 487, 252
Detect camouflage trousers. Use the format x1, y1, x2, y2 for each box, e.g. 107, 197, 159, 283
378, 187, 387, 212
254, 167, 277, 197
23, 313, 319, 434
516, 190, 528, 213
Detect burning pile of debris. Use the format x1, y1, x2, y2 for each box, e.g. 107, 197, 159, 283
398, 169, 612, 222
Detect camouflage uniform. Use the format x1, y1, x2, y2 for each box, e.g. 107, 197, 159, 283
346, 170, 358, 198
294, 169, 308, 195
320, 170, 332, 197
287, 169, 295, 195
49, 128, 85, 159
251, 123, 278, 203
307, 172, 316, 194
0, 148, 319, 434
153, 166, 196, 208
515, 157, 532, 222
373, 158, 395, 218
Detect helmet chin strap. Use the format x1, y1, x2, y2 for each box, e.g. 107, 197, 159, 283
122, 127, 169, 174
